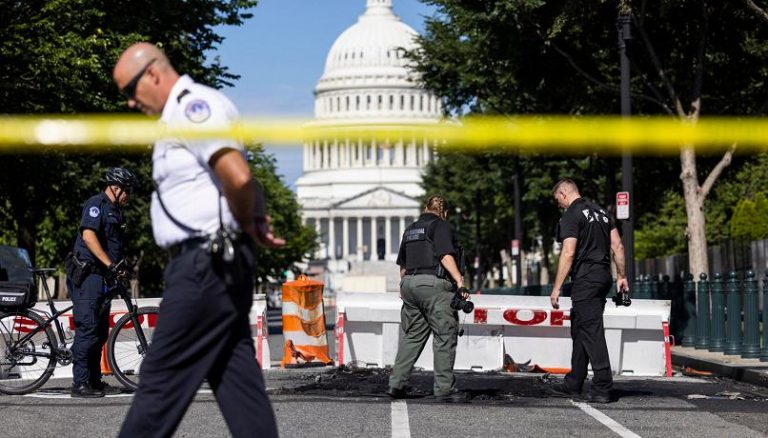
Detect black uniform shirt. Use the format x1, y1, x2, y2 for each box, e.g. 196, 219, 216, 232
396, 213, 455, 268
72, 192, 124, 265
557, 198, 614, 280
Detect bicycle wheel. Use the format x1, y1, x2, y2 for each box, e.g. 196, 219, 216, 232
107, 306, 158, 391
0, 310, 57, 395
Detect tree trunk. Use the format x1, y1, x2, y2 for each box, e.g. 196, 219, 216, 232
680, 146, 708, 277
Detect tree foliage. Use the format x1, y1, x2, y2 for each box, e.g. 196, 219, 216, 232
0, 0, 315, 292
411, 0, 768, 277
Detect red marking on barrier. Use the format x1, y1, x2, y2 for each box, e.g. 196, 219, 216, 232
256, 314, 264, 366
503, 309, 548, 326
550, 310, 570, 326
662, 321, 673, 377
12, 317, 38, 333
336, 312, 345, 366
474, 308, 488, 324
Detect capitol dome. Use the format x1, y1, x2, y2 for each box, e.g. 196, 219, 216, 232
321, 0, 418, 82
297, 0, 442, 267
313, 0, 441, 121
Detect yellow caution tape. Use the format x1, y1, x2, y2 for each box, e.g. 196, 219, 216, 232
0, 115, 765, 155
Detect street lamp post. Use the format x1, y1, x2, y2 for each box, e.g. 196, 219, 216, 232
618, 7, 634, 285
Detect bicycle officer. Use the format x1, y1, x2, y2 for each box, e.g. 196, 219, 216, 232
67, 167, 138, 398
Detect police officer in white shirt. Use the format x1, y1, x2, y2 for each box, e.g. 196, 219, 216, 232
113, 42, 283, 438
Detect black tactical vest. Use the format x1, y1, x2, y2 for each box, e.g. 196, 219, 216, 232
402, 216, 440, 271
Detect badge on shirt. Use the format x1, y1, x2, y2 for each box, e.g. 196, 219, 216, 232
185, 99, 211, 123
89, 206, 100, 218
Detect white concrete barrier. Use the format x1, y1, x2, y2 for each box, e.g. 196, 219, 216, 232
3, 294, 270, 381
335, 292, 672, 377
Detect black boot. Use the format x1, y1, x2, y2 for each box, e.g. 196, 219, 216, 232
71, 383, 105, 398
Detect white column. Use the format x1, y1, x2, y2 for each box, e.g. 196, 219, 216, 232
342, 217, 350, 258
399, 216, 406, 244
395, 140, 404, 166
356, 217, 364, 260
315, 141, 321, 169
323, 141, 330, 169
383, 143, 391, 167
328, 214, 336, 260
369, 217, 377, 260
331, 140, 339, 168
345, 140, 352, 167
314, 217, 321, 259
385, 216, 392, 259
358, 140, 364, 167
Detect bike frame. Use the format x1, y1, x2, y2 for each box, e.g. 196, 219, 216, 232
3, 270, 151, 362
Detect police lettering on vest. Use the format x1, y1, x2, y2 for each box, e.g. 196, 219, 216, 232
396, 213, 458, 277
557, 197, 615, 279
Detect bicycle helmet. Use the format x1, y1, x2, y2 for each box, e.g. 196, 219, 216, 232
104, 167, 139, 191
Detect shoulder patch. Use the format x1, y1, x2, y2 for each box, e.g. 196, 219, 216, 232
88, 206, 101, 218
185, 99, 211, 123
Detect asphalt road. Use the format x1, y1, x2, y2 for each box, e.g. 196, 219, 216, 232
1, 368, 767, 437
2, 308, 766, 437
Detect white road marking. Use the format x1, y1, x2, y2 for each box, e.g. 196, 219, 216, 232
571, 400, 642, 438
391, 401, 411, 438
22, 388, 215, 399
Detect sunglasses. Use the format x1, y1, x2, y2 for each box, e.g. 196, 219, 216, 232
120, 58, 157, 99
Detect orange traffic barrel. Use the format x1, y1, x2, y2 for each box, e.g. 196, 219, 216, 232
280, 275, 333, 367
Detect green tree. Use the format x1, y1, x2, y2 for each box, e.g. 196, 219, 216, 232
0, 0, 315, 291
0, 0, 257, 263
411, 0, 768, 277
247, 146, 317, 283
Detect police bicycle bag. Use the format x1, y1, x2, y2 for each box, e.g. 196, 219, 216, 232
0, 246, 37, 310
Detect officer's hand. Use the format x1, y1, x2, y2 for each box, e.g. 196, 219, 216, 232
459, 287, 470, 300
248, 216, 286, 248
550, 289, 561, 309
617, 277, 629, 294
108, 260, 128, 279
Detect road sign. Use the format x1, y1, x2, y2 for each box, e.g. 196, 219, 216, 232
616, 191, 630, 220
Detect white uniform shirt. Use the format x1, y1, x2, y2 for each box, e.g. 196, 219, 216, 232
151, 74, 244, 248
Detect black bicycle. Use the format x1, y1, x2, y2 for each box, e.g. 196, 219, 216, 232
0, 269, 158, 394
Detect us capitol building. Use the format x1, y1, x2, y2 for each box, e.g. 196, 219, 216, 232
296, 0, 441, 276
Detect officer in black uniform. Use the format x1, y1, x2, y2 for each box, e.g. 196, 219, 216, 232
388, 195, 469, 403
548, 178, 628, 403
69, 167, 138, 398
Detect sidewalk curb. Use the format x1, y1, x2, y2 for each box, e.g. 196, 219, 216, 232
672, 349, 768, 389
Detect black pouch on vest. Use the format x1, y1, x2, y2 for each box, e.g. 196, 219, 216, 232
64, 252, 91, 287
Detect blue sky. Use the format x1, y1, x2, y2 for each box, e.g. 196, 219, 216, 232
211, 0, 436, 188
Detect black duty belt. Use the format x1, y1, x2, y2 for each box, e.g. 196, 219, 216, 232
167, 233, 250, 259
167, 236, 211, 258
405, 268, 438, 276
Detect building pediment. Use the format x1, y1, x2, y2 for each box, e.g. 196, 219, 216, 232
333, 186, 419, 209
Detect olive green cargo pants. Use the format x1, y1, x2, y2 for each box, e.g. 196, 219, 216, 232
388, 274, 459, 396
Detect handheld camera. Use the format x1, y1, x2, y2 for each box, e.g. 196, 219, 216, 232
611, 288, 631, 307
451, 286, 474, 313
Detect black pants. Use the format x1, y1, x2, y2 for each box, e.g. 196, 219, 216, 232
71, 274, 110, 387
564, 275, 613, 395
119, 243, 278, 438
